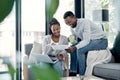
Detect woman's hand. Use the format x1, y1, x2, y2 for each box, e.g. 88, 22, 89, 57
65, 46, 77, 53
57, 54, 64, 60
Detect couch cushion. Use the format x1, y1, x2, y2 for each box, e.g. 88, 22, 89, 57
30, 41, 42, 54
93, 63, 120, 80
85, 49, 112, 75
29, 41, 42, 62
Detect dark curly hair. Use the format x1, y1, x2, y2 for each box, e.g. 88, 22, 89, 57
63, 11, 75, 19
49, 18, 60, 35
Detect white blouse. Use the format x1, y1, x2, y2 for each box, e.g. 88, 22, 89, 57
42, 35, 68, 61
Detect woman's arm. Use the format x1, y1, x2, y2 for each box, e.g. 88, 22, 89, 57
42, 36, 53, 54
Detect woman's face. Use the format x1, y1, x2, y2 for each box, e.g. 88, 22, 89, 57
51, 24, 60, 36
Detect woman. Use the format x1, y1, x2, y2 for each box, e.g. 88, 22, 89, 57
42, 18, 69, 77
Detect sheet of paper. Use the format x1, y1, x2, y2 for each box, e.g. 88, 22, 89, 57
51, 45, 69, 50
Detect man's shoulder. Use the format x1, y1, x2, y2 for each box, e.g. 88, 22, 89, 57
77, 18, 93, 26
78, 18, 90, 22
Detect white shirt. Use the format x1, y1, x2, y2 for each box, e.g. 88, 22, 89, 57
71, 18, 107, 49
42, 35, 68, 60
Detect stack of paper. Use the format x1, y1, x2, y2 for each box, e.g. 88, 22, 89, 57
51, 45, 69, 50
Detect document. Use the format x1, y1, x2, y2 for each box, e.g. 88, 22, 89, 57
51, 45, 69, 50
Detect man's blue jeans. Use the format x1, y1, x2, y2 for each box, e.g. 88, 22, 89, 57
70, 39, 108, 75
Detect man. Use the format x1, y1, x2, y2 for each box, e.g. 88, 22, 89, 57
63, 11, 108, 75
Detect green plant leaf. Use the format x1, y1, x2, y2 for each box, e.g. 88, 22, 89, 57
0, 0, 14, 23
112, 32, 120, 54
46, 0, 59, 19
30, 63, 61, 80
1, 57, 15, 80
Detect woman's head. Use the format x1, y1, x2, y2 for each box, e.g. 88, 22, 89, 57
49, 18, 61, 36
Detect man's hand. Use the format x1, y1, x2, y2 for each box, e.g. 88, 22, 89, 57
65, 46, 77, 53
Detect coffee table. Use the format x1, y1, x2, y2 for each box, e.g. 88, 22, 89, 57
62, 75, 105, 80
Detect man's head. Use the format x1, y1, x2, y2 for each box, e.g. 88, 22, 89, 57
63, 11, 77, 28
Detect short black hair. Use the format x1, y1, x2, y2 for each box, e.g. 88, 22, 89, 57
49, 18, 60, 35
63, 11, 75, 19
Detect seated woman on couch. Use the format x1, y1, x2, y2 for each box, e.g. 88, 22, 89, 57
42, 18, 69, 77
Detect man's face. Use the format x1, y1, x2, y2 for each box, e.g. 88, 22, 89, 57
64, 16, 77, 28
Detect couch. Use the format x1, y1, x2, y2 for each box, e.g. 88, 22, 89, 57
24, 41, 69, 80
24, 42, 120, 80
92, 32, 120, 80
92, 54, 120, 80
93, 62, 120, 80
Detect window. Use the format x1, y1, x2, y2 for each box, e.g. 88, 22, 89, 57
21, 0, 45, 55
21, 0, 46, 79
85, 0, 118, 48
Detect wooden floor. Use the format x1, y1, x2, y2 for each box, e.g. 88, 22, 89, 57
0, 73, 105, 80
